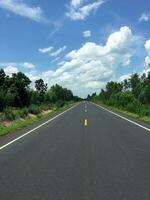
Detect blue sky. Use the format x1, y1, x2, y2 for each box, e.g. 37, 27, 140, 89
0, 0, 150, 97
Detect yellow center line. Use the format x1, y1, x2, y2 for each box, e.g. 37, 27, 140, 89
84, 119, 88, 127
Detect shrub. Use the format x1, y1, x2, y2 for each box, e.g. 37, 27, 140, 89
3, 108, 17, 121
118, 92, 135, 108
28, 105, 41, 115
39, 104, 51, 111
126, 99, 141, 114
140, 105, 150, 117
55, 100, 65, 108
18, 108, 29, 118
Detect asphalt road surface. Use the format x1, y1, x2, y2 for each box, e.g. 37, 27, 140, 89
0, 102, 150, 200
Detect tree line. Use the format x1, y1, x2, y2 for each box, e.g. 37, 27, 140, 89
87, 72, 150, 117
0, 68, 81, 112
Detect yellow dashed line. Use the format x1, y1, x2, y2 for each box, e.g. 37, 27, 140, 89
84, 119, 88, 127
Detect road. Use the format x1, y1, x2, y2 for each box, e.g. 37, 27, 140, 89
0, 102, 150, 200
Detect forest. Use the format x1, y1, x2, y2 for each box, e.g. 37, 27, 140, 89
87, 72, 150, 120
0, 68, 80, 122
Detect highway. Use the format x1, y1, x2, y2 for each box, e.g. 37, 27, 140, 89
0, 102, 150, 200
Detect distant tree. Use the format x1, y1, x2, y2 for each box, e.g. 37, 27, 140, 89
0, 68, 79, 110
123, 79, 130, 91
91, 92, 96, 98
50, 84, 65, 101
141, 73, 146, 82
106, 81, 123, 99
0, 69, 6, 87
129, 73, 141, 98
130, 73, 140, 89
0, 88, 6, 111
35, 79, 47, 93
10, 72, 31, 106
87, 94, 91, 100
63, 88, 73, 101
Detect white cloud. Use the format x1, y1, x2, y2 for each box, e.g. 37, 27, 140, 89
71, 0, 83, 8
0, 62, 35, 69
50, 57, 60, 64
39, 45, 66, 57
23, 62, 35, 69
119, 74, 132, 82
29, 26, 136, 97
50, 46, 67, 57
139, 13, 150, 22
4, 65, 18, 75
145, 39, 150, 67
0, 0, 47, 22
66, 0, 105, 20
39, 46, 54, 54
83, 30, 91, 37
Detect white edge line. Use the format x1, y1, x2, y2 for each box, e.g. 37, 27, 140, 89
0, 103, 80, 151
91, 102, 150, 132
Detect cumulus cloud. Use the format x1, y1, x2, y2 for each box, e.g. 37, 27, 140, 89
4, 65, 18, 75
29, 26, 136, 97
66, 0, 105, 20
0, 0, 47, 22
145, 39, 150, 67
83, 30, 91, 37
139, 13, 150, 22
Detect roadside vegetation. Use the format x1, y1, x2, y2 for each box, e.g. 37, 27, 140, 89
0, 68, 81, 135
87, 72, 150, 123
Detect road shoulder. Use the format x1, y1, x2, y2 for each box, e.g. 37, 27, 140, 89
0, 103, 79, 149
91, 102, 150, 131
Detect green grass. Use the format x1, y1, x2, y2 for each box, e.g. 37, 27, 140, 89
93, 101, 150, 123
0, 102, 76, 136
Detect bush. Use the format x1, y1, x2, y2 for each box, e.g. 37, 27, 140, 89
28, 105, 42, 115
55, 100, 65, 108
126, 99, 141, 114
140, 105, 150, 117
18, 108, 29, 118
39, 104, 51, 111
108, 92, 135, 109
118, 92, 135, 108
3, 108, 17, 121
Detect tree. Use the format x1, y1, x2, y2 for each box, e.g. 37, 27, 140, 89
106, 81, 123, 99
123, 79, 130, 91
63, 88, 73, 101
35, 79, 47, 93
87, 94, 91, 100
0, 68, 80, 110
10, 72, 31, 106
0, 69, 6, 87
129, 73, 141, 98
50, 84, 65, 101
0, 89, 6, 111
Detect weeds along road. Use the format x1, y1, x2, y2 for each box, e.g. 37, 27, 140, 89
0, 102, 150, 200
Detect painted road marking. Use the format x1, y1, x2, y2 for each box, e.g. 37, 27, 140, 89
92, 102, 150, 132
84, 119, 88, 127
85, 109, 87, 113
0, 103, 80, 151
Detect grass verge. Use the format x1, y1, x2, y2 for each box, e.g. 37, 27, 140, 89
93, 101, 150, 123
0, 103, 76, 137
